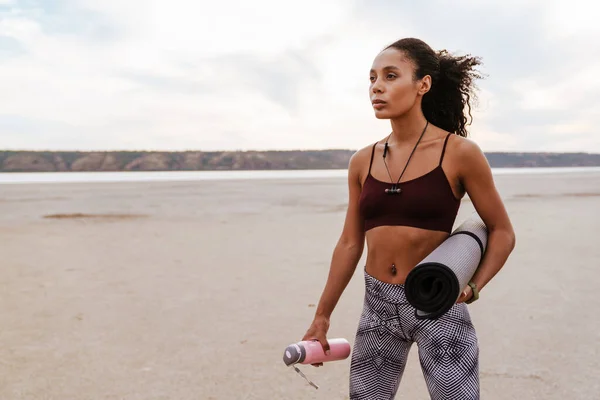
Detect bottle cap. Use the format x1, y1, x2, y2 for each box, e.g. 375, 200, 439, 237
282, 343, 303, 366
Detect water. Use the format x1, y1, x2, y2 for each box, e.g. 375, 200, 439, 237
0, 167, 599, 185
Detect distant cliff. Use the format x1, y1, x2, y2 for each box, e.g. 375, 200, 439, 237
1, 150, 599, 172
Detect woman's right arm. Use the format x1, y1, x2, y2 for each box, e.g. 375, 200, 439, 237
302, 150, 367, 359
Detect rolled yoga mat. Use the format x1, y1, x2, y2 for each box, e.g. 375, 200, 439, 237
405, 213, 488, 320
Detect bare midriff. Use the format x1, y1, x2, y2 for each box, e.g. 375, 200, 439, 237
364, 225, 450, 284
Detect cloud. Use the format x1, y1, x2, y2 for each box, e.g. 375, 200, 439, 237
356, 0, 600, 153
0, 0, 599, 153
0, 34, 25, 58
202, 48, 323, 112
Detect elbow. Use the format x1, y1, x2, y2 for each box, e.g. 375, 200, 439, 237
492, 225, 516, 252
506, 224, 516, 251
341, 240, 364, 255
338, 236, 364, 257
507, 231, 516, 253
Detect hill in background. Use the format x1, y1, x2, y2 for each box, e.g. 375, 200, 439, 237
0, 150, 599, 172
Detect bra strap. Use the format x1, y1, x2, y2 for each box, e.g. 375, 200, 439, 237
367, 142, 377, 174
439, 133, 452, 166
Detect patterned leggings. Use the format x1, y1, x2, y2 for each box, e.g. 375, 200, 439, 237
349, 269, 480, 400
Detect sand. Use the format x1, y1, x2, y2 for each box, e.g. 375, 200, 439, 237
1, 169, 599, 399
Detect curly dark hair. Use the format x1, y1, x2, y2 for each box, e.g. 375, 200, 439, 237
385, 38, 483, 137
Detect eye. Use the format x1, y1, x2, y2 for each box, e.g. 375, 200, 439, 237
369, 76, 376, 82
387, 74, 397, 79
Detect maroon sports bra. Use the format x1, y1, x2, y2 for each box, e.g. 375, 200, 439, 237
359, 133, 460, 233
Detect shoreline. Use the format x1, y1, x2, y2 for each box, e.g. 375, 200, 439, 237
1, 166, 600, 185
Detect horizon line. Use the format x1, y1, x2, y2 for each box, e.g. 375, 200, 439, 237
1, 148, 599, 155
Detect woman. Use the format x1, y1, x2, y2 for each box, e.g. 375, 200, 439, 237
301, 38, 516, 399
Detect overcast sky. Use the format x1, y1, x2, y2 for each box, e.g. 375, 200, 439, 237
0, 0, 598, 152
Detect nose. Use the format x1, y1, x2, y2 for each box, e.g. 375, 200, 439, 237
371, 78, 383, 94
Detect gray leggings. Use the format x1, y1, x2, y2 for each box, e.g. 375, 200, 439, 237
349, 269, 480, 400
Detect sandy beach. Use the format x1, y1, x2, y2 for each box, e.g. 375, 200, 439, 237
1, 169, 599, 399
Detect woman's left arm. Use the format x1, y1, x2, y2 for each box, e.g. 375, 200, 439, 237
457, 139, 516, 300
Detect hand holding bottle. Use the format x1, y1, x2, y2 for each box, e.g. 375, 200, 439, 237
301, 316, 331, 367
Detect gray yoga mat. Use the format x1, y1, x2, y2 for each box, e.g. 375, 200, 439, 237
405, 213, 488, 320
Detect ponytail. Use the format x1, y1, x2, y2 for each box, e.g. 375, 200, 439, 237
385, 39, 483, 137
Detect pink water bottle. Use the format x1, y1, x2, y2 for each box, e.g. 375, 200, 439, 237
283, 338, 351, 366
283, 338, 351, 389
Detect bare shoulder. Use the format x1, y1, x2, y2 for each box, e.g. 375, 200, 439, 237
452, 134, 484, 155
447, 134, 490, 173
348, 142, 377, 184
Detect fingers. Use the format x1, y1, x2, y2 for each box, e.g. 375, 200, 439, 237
317, 336, 330, 355
301, 320, 331, 368
311, 337, 329, 368
457, 287, 472, 304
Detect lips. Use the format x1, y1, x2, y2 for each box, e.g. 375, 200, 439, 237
372, 100, 387, 109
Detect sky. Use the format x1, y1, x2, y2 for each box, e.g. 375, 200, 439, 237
0, 0, 599, 152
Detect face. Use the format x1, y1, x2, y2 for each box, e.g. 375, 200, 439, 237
369, 48, 431, 119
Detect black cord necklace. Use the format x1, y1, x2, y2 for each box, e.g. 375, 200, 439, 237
382, 120, 429, 195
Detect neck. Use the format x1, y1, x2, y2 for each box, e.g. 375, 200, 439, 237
388, 107, 428, 144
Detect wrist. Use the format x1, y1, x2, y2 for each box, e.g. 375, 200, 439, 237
465, 281, 479, 304
314, 312, 331, 321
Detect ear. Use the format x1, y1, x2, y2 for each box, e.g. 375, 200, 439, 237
417, 75, 432, 96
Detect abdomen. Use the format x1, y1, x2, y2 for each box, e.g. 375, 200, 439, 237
364, 226, 450, 283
